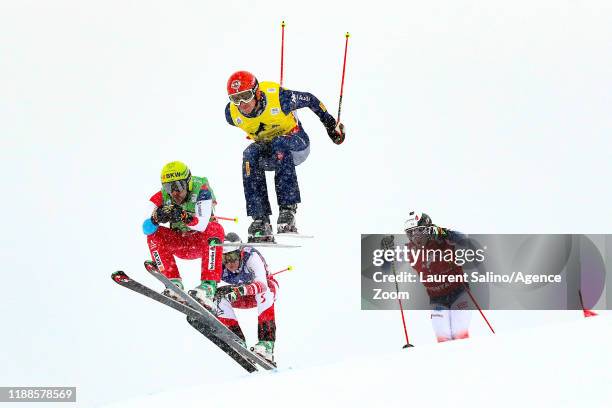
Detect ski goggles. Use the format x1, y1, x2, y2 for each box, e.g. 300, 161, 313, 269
229, 89, 256, 105
405, 226, 433, 240
222, 250, 241, 264
162, 179, 188, 194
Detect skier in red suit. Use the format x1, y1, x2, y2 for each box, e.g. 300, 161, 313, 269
142, 161, 224, 311
403, 211, 472, 342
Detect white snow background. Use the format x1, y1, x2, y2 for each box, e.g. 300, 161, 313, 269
1, 1, 611, 406
106, 317, 612, 408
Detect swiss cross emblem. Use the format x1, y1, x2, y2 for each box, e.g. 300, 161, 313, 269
231, 80, 241, 90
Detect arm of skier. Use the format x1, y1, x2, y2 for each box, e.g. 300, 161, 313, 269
437, 227, 467, 245
279, 88, 345, 144
240, 251, 269, 295
184, 187, 213, 232
142, 191, 163, 235
225, 103, 235, 126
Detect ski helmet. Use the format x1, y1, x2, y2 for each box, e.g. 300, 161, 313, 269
227, 71, 259, 105
160, 161, 192, 194
404, 211, 432, 232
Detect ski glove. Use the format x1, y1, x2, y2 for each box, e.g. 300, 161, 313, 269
153, 204, 193, 224
215, 285, 246, 303
167, 204, 193, 224
153, 205, 173, 224
326, 122, 345, 145
380, 235, 395, 250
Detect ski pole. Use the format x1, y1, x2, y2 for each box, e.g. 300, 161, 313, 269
578, 289, 598, 318
391, 260, 414, 348
280, 21, 286, 87
337, 31, 350, 122
462, 282, 495, 334
270, 266, 293, 276
213, 215, 239, 223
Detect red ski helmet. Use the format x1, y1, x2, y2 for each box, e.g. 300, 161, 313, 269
227, 71, 258, 95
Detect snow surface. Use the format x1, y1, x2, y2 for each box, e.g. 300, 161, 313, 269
105, 317, 612, 407
2, 1, 611, 407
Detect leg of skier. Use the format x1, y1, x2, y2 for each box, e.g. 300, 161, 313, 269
450, 291, 472, 340
430, 304, 453, 343
270, 128, 310, 234
243, 143, 274, 241
251, 280, 278, 363
189, 221, 225, 311
146, 226, 185, 300
216, 297, 247, 347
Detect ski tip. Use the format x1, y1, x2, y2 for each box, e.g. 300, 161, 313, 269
143, 260, 159, 273
112, 271, 129, 283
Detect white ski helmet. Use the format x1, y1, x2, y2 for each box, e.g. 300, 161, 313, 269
404, 211, 432, 232
222, 232, 242, 254
223, 232, 242, 254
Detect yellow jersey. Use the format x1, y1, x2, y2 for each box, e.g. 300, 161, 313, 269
229, 81, 299, 142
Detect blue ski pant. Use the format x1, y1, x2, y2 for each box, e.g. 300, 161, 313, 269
242, 128, 310, 217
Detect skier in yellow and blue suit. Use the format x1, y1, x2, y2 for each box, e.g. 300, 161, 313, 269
225, 70, 345, 242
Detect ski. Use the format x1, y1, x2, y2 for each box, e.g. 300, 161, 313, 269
143, 261, 277, 370
111, 271, 257, 373
184, 316, 258, 372
274, 233, 314, 239
213, 242, 301, 249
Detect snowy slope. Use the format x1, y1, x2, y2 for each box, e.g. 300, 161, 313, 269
105, 317, 612, 408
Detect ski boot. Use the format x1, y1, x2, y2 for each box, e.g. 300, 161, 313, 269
161, 278, 187, 304
250, 340, 275, 365
277, 204, 298, 234
248, 216, 275, 243
188, 280, 218, 313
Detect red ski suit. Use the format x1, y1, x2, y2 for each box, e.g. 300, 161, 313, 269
407, 239, 465, 299
146, 191, 224, 282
